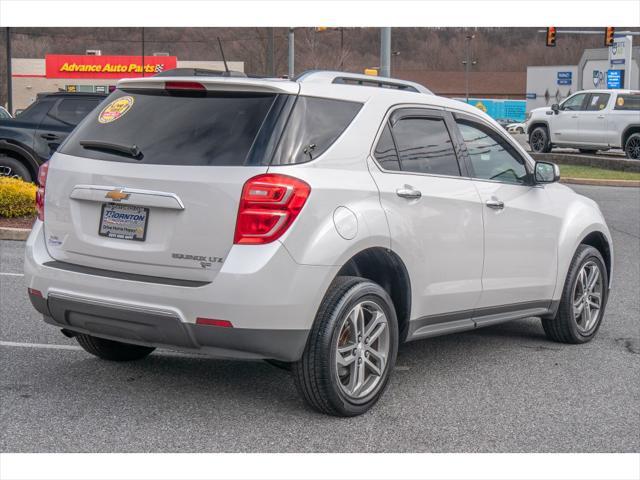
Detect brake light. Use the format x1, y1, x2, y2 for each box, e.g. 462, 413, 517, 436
165, 81, 206, 91
35, 162, 49, 221
234, 174, 311, 245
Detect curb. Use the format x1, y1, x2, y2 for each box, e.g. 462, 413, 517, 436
560, 177, 640, 188
530, 152, 640, 173
0, 227, 31, 241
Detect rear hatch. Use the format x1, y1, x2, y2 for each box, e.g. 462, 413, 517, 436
43, 79, 297, 283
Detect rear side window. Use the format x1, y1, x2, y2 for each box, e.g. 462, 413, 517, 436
60, 89, 279, 166
614, 94, 640, 110
374, 123, 401, 171
391, 117, 460, 176
50, 97, 102, 125
586, 93, 610, 111
271, 96, 362, 165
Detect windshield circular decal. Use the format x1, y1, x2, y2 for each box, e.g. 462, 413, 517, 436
617, 96, 625, 107
98, 96, 135, 124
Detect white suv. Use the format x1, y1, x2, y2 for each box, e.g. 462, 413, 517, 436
527, 89, 640, 159
25, 71, 613, 416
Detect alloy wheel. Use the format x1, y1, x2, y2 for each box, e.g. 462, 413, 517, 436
531, 130, 545, 152
626, 136, 640, 160
335, 300, 390, 399
572, 261, 603, 334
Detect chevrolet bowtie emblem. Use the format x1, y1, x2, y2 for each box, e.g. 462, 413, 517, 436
105, 189, 130, 202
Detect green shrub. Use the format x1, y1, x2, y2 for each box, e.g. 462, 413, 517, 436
0, 177, 37, 218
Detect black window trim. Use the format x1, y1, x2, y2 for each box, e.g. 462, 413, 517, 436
452, 111, 536, 187
370, 105, 470, 180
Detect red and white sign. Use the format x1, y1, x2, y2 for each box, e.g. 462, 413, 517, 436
45, 54, 177, 79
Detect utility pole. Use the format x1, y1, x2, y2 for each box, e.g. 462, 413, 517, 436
380, 27, 391, 77
6, 27, 12, 114
462, 34, 477, 103
266, 28, 275, 76
288, 28, 295, 79
141, 27, 145, 77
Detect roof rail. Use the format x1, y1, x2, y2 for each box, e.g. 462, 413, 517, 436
295, 70, 432, 94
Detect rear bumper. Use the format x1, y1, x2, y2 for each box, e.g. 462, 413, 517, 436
29, 291, 308, 361
25, 221, 339, 361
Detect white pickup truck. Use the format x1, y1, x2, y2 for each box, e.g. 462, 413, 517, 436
526, 89, 640, 159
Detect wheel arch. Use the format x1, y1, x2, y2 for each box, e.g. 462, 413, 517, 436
336, 247, 412, 343
0, 140, 40, 180
579, 230, 612, 286
526, 120, 549, 136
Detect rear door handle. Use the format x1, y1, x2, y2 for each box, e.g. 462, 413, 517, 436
485, 199, 504, 210
41, 133, 60, 140
597, 115, 605, 119
396, 186, 422, 199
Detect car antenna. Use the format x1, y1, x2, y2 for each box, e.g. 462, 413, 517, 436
217, 37, 231, 76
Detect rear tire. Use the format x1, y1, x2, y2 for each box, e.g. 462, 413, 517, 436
0, 155, 33, 182
293, 276, 398, 417
542, 245, 608, 344
76, 334, 155, 361
529, 126, 551, 153
624, 132, 640, 160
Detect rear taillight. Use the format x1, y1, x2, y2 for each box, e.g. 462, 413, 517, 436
164, 81, 206, 91
35, 162, 49, 221
234, 174, 311, 245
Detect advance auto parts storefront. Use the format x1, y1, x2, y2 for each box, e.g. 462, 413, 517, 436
11, 54, 243, 112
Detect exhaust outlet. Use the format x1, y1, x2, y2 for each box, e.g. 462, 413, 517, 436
60, 329, 78, 338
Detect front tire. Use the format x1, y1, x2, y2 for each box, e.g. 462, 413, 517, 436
529, 126, 551, 153
76, 334, 155, 361
624, 132, 640, 160
293, 276, 398, 417
542, 245, 608, 344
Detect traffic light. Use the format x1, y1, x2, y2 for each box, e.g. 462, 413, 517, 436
546, 27, 557, 47
605, 27, 615, 46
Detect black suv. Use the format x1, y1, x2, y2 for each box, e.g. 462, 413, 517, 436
0, 92, 107, 182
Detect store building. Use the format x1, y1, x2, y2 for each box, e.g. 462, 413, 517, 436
10, 54, 244, 112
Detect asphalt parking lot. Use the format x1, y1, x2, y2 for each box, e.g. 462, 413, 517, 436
1, 184, 638, 453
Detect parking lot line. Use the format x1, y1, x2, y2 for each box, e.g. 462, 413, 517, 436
0, 272, 24, 277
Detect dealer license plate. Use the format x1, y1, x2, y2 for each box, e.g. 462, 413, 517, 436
99, 203, 149, 242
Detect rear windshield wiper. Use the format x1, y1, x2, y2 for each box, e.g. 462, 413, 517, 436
80, 140, 142, 159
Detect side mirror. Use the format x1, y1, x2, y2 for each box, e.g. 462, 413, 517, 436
535, 161, 560, 184
551, 103, 560, 114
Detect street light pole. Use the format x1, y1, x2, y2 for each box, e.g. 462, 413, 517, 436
340, 28, 344, 70
5, 27, 12, 114
463, 34, 476, 103
380, 27, 391, 77
288, 28, 295, 79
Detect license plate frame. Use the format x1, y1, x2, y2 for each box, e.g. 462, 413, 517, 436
98, 203, 150, 242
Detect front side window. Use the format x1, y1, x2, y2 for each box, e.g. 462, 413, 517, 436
457, 120, 528, 185
271, 96, 362, 165
391, 117, 460, 176
561, 93, 587, 111
586, 93, 610, 111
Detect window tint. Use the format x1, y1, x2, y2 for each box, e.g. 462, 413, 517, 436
271, 96, 361, 165
587, 93, 610, 111
0, 108, 11, 119
457, 120, 528, 184
614, 94, 640, 111
60, 89, 279, 166
51, 98, 101, 125
391, 117, 460, 176
562, 93, 587, 111
374, 123, 400, 171
15, 98, 53, 122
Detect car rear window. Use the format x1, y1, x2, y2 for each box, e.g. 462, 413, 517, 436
614, 94, 640, 111
270, 96, 362, 165
60, 89, 280, 166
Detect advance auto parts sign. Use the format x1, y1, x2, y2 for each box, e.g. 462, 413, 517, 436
45, 54, 177, 79
98, 96, 135, 124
